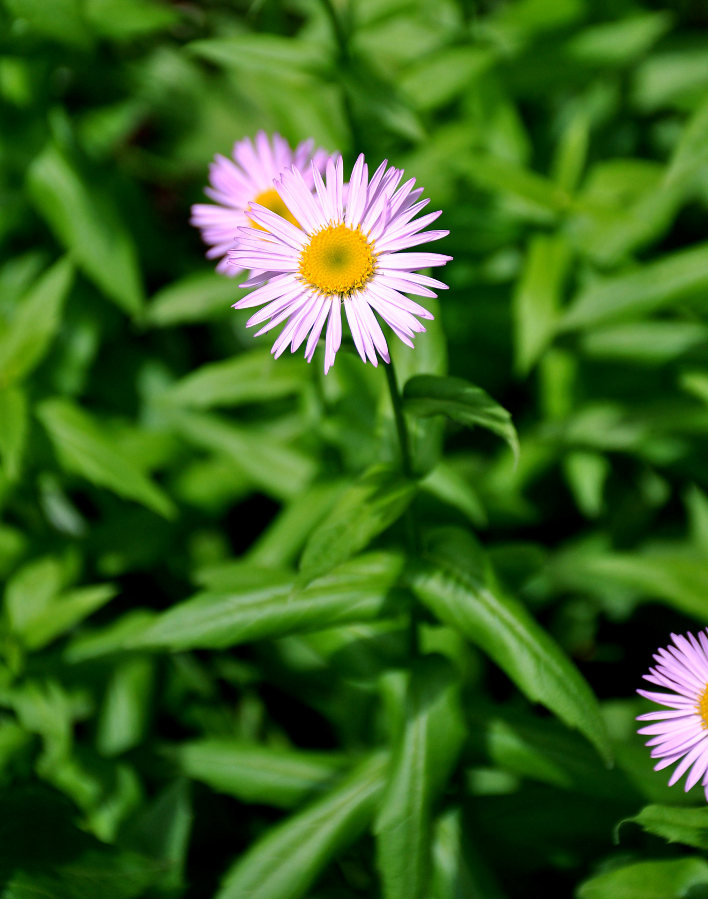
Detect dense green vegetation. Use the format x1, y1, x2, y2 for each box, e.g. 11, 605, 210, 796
3, 0, 708, 895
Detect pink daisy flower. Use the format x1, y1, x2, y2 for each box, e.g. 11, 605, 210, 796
190, 131, 328, 276
637, 630, 708, 800
229, 153, 451, 373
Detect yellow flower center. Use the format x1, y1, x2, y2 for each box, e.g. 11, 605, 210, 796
699, 684, 708, 728
299, 224, 377, 297
250, 187, 300, 230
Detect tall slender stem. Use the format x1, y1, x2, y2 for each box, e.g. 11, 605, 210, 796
384, 358, 412, 479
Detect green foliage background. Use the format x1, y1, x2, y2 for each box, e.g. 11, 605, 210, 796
3, 0, 708, 895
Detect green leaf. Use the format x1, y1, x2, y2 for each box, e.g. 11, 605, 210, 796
188, 35, 330, 76
400, 47, 494, 112
121, 780, 192, 893
579, 321, 708, 364
36, 398, 175, 518
561, 242, 708, 331
245, 482, 344, 568
430, 807, 507, 899
374, 656, 465, 899
403, 375, 519, 463
168, 409, 315, 502
215, 753, 387, 899
131, 552, 404, 651
146, 271, 244, 326
27, 144, 144, 317
0, 387, 27, 480
97, 657, 154, 757
84, 0, 178, 40
4, 556, 65, 636
165, 350, 307, 409
566, 12, 672, 66
2, 0, 92, 47
462, 154, 571, 214
299, 465, 417, 582
625, 805, 708, 851
409, 528, 612, 763
577, 858, 708, 899
666, 96, 708, 188
0, 256, 74, 388
173, 741, 345, 808
23, 583, 118, 650
513, 234, 571, 374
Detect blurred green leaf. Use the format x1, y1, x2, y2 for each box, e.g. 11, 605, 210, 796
577, 858, 708, 899
169, 409, 315, 502
131, 552, 404, 651
146, 271, 243, 326
97, 657, 153, 757
0, 387, 27, 481
561, 242, 708, 330
23, 583, 117, 651
633, 47, 708, 111
400, 47, 495, 112
430, 807, 507, 899
299, 465, 416, 582
121, 780, 192, 894
4, 556, 65, 636
410, 529, 612, 762
403, 375, 519, 463
27, 145, 144, 317
165, 350, 307, 409
173, 741, 345, 808
188, 34, 331, 76
215, 753, 387, 899
566, 12, 671, 66
513, 234, 571, 374
374, 656, 465, 899
0, 256, 74, 389
84, 0, 178, 40
37, 398, 175, 518
463, 154, 571, 214
2, 0, 92, 47
666, 95, 708, 188
579, 321, 708, 364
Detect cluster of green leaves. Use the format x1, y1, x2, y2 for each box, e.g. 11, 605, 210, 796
3, 0, 708, 896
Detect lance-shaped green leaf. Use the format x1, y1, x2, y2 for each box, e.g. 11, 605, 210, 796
577, 858, 708, 899
403, 375, 519, 463
164, 350, 307, 409
131, 552, 404, 651
374, 656, 465, 899
146, 270, 243, 326
0, 387, 27, 480
623, 805, 708, 851
299, 465, 417, 582
0, 256, 74, 389
27, 144, 144, 317
169, 409, 315, 502
665, 96, 708, 188
23, 583, 118, 651
408, 528, 611, 763
215, 752, 387, 899
172, 741, 346, 808
513, 234, 571, 375
36, 398, 175, 519
560, 241, 708, 331
430, 807, 507, 899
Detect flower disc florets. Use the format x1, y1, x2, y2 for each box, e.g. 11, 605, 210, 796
229, 152, 452, 373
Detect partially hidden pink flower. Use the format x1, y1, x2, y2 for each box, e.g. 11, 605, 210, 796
637, 630, 708, 801
229, 153, 451, 372
191, 131, 328, 276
